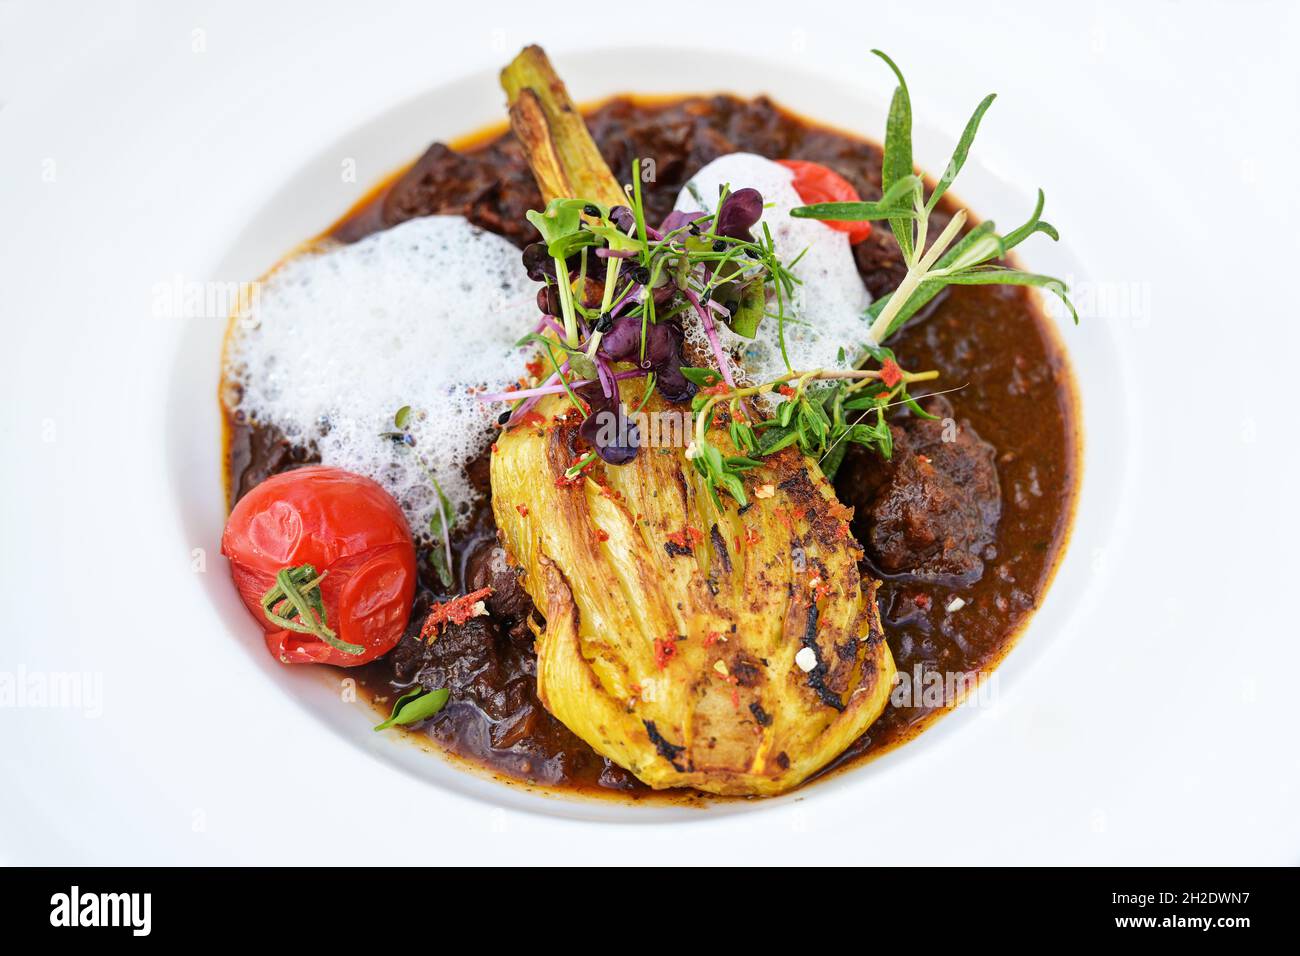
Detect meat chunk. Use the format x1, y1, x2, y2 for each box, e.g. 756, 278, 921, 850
464, 539, 535, 623
840, 397, 1001, 586
337, 140, 544, 246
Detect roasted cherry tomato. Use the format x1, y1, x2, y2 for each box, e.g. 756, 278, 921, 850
221, 466, 417, 666
777, 159, 873, 244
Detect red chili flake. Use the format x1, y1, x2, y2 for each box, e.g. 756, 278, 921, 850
914, 593, 931, 609
703, 631, 722, 648
777, 384, 795, 397
666, 526, 704, 549
555, 472, 582, 488
525, 358, 545, 379
420, 587, 493, 640
654, 637, 678, 669
730, 688, 741, 710
734, 536, 743, 552
516, 504, 529, 517
700, 382, 730, 396
516, 411, 546, 428
491, 443, 499, 455
827, 500, 854, 523
595, 529, 610, 542
835, 522, 850, 540
879, 357, 903, 389
745, 526, 760, 546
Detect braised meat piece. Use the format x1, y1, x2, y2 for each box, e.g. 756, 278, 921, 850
842, 396, 1000, 586
337, 140, 544, 246
464, 539, 535, 624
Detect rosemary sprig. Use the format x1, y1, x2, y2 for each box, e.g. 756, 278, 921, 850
791, 50, 1077, 341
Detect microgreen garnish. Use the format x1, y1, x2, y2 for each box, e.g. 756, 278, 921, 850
381, 407, 455, 588
373, 686, 450, 731
684, 359, 941, 504
564, 450, 599, 481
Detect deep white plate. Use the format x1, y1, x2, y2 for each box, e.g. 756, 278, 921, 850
2, 1, 1297, 864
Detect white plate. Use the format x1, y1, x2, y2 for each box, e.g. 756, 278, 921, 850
2, 1, 1297, 864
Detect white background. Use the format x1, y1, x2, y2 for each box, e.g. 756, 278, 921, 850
1, 0, 1298, 864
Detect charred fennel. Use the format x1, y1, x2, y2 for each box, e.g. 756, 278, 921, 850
501, 46, 626, 209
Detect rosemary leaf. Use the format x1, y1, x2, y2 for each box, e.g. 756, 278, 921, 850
926, 93, 997, 213
873, 49, 916, 263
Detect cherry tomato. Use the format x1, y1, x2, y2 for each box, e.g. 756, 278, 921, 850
221, 466, 417, 666
777, 159, 873, 244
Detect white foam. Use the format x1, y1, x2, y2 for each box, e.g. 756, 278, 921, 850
673, 153, 874, 405
225, 215, 539, 536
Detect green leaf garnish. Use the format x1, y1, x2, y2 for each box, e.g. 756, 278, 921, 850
727, 276, 766, 338
874, 48, 917, 262
373, 687, 451, 731
526, 198, 591, 251
681, 366, 724, 388
789, 174, 921, 223
925, 93, 996, 213
930, 267, 1079, 323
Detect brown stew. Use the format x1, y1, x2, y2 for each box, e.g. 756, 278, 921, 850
225, 95, 1079, 800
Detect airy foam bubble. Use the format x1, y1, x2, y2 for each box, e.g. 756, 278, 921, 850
225, 215, 539, 536
673, 153, 874, 405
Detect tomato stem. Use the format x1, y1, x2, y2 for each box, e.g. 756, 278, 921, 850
260, 564, 365, 656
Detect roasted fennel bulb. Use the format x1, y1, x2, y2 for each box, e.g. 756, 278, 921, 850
492, 387, 894, 795
491, 47, 895, 795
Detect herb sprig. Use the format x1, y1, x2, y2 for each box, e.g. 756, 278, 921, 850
373, 686, 450, 731
681, 352, 940, 506
791, 50, 1077, 341
381, 405, 455, 589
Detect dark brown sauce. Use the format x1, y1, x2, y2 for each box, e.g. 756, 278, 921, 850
223, 94, 1079, 801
